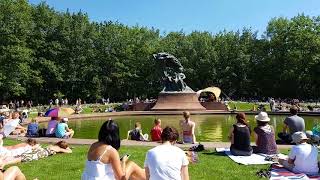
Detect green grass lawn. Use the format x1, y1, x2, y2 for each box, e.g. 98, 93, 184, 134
229, 101, 271, 111
4, 139, 287, 180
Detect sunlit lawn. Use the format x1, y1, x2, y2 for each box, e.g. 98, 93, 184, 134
4, 139, 288, 180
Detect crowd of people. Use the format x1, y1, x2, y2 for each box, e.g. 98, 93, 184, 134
126, 111, 196, 144
0, 105, 319, 179
228, 106, 319, 175
82, 120, 189, 180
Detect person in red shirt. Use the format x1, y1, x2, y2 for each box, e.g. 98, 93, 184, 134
151, 118, 162, 141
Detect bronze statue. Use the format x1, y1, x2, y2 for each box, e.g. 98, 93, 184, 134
153, 53, 193, 92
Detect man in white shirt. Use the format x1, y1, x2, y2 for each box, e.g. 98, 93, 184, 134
144, 126, 189, 180
279, 131, 319, 175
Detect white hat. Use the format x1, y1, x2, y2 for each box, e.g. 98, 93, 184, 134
255, 112, 270, 122
62, 117, 69, 122
291, 132, 308, 144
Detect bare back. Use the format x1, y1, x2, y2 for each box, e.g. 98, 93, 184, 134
87, 142, 113, 164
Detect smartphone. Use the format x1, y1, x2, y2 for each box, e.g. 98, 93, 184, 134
120, 154, 130, 161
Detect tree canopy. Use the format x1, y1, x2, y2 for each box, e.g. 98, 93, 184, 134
0, 0, 319, 103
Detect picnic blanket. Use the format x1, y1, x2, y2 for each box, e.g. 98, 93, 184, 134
270, 164, 320, 180
216, 147, 275, 165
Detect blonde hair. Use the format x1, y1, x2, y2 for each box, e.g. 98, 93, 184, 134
135, 122, 141, 128
183, 111, 190, 119
154, 118, 161, 125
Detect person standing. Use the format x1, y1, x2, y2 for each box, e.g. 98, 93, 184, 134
144, 126, 189, 180
180, 111, 196, 144
278, 106, 305, 144
55, 98, 59, 106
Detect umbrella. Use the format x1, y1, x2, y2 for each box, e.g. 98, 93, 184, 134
45, 107, 75, 117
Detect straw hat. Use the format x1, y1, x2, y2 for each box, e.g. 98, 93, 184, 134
291, 132, 308, 144
255, 112, 270, 122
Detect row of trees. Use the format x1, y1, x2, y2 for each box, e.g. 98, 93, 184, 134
0, 0, 320, 103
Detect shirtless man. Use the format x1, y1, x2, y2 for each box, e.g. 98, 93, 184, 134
180, 111, 196, 144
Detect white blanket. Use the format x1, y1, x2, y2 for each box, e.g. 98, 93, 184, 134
216, 147, 276, 165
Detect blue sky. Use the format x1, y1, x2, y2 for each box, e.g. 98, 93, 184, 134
28, 0, 320, 36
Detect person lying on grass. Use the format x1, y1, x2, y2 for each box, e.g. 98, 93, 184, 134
82, 119, 145, 180
279, 131, 318, 175
0, 138, 40, 157
2, 140, 72, 165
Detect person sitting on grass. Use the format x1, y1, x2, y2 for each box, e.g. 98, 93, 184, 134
127, 122, 148, 141
278, 106, 305, 144
26, 118, 39, 137
45, 117, 59, 137
150, 118, 162, 142
252, 112, 277, 154
279, 131, 319, 175
82, 120, 146, 180
2, 140, 72, 165
144, 126, 189, 180
228, 112, 252, 156
1, 112, 26, 137
55, 118, 74, 139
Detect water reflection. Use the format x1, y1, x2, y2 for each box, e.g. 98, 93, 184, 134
53, 115, 320, 142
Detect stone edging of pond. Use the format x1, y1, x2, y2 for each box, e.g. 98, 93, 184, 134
7, 135, 293, 149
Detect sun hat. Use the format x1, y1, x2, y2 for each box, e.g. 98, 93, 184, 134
255, 112, 270, 122
62, 117, 69, 122
291, 131, 308, 144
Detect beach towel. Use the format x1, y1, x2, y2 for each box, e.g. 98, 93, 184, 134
270, 164, 320, 180
216, 147, 275, 165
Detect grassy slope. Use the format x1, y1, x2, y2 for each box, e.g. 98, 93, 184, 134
3, 140, 282, 180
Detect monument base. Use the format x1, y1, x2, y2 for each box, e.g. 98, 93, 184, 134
151, 92, 206, 111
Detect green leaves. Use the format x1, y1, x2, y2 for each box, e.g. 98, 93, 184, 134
0, 1, 319, 102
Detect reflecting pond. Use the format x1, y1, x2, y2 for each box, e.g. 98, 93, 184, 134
51, 115, 320, 142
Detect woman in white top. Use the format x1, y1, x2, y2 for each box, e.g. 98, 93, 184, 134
144, 126, 189, 180
82, 120, 145, 180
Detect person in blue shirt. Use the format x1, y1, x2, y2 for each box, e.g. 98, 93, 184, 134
55, 118, 74, 138
27, 118, 39, 137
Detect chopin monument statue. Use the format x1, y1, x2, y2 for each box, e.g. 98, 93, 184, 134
151, 53, 206, 111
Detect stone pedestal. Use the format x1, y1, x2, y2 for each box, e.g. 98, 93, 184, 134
151, 92, 206, 111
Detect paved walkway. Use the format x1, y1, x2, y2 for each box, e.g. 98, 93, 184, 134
8, 135, 292, 149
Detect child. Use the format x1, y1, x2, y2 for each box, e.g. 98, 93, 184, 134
55, 118, 74, 139
279, 132, 318, 175
150, 118, 162, 141
127, 122, 148, 141
27, 119, 39, 137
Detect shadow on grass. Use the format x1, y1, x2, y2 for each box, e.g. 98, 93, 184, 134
202, 151, 227, 156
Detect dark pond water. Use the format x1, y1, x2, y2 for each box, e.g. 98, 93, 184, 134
46, 115, 320, 142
